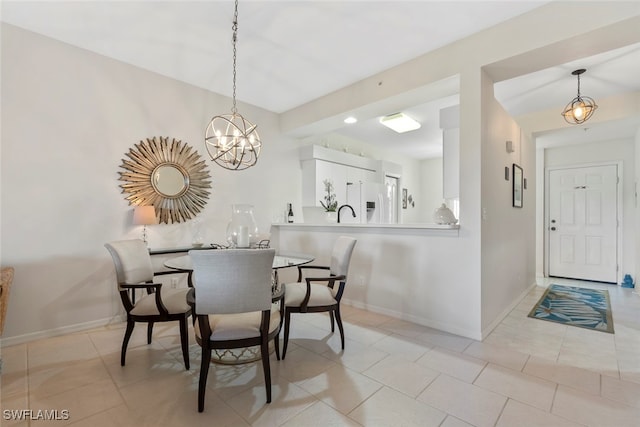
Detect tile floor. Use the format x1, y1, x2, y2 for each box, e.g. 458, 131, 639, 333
2, 277, 640, 426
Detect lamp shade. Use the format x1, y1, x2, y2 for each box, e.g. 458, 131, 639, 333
133, 206, 158, 225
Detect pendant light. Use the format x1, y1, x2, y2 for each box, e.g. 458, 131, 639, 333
561, 69, 598, 125
204, 0, 261, 170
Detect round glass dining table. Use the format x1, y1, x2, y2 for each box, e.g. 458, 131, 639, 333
163, 250, 314, 364
164, 252, 314, 272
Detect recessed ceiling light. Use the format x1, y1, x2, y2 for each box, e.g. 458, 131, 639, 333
344, 116, 358, 124
379, 112, 421, 133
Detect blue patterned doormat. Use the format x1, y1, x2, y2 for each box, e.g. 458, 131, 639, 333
528, 284, 614, 333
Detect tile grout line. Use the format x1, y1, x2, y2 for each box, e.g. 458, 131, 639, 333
492, 396, 510, 427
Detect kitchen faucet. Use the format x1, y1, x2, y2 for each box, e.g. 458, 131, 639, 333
337, 204, 356, 223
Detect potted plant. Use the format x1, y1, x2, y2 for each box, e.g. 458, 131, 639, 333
319, 179, 338, 222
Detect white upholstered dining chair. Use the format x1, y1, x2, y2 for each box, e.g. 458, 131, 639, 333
104, 239, 191, 369
189, 249, 279, 412
281, 236, 357, 359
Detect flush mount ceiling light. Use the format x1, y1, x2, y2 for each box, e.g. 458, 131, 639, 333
379, 112, 421, 133
561, 69, 598, 125
204, 0, 261, 170
344, 116, 358, 124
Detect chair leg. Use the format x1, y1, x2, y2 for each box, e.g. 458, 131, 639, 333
334, 307, 345, 350
329, 311, 335, 333
147, 322, 154, 344
198, 345, 211, 412
121, 320, 135, 366
282, 310, 292, 360
274, 335, 280, 361
179, 316, 190, 370
260, 334, 272, 403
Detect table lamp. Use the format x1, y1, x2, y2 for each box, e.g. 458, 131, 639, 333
133, 205, 158, 244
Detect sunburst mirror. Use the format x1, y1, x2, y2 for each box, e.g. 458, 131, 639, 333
118, 136, 212, 223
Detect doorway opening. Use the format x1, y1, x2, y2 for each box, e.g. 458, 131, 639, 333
545, 163, 621, 284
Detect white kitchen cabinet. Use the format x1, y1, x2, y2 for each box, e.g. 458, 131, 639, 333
300, 145, 392, 212
302, 159, 347, 208
346, 165, 376, 185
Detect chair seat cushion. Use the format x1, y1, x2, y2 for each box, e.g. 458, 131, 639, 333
194, 305, 281, 341
284, 282, 337, 308
130, 287, 190, 316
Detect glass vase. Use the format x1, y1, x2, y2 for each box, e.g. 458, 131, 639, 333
226, 204, 259, 248
190, 217, 204, 247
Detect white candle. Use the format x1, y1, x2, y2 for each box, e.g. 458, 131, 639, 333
237, 225, 249, 248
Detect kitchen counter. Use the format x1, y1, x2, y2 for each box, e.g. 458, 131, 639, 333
272, 222, 459, 235
270, 221, 478, 339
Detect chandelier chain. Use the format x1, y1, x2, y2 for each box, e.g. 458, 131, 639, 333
231, 0, 238, 114
204, 0, 262, 170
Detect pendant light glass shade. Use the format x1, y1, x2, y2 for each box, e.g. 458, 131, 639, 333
561, 69, 598, 125
204, 0, 261, 170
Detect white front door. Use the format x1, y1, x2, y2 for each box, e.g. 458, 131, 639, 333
548, 164, 618, 283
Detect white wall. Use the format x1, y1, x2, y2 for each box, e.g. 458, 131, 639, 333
522, 97, 640, 280
1, 22, 487, 343
279, 2, 638, 339
480, 71, 536, 333
0, 24, 303, 341
272, 225, 478, 338
544, 139, 636, 281
3, 3, 639, 343
420, 157, 444, 222
636, 129, 640, 284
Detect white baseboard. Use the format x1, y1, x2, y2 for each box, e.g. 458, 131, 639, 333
341, 298, 482, 340
3, 285, 538, 348
0, 316, 125, 347
343, 282, 538, 342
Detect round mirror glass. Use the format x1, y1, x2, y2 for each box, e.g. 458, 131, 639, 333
152, 164, 187, 197
119, 137, 211, 224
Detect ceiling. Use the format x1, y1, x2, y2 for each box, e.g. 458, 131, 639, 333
2, 1, 640, 158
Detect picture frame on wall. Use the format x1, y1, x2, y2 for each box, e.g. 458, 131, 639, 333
512, 163, 523, 208
402, 188, 408, 209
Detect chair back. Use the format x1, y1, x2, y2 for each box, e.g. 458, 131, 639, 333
329, 236, 357, 277
104, 240, 154, 290
190, 249, 275, 315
